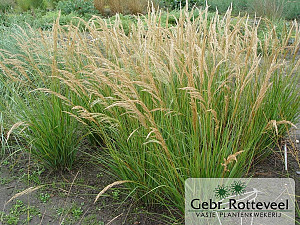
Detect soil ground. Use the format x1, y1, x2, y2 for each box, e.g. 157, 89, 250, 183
0, 149, 168, 225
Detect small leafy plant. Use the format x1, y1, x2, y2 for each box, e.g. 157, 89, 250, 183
0, 200, 41, 224
39, 192, 51, 203
71, 205, 83, 220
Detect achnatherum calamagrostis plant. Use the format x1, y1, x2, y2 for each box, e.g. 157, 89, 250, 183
0, 20, 81, 170
1, 7, 299, 219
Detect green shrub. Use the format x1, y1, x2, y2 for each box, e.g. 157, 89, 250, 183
161, 0, 299, 20
278, 0, 299, 20
247, 0, 299, 20
16, 0, 47, 11
206, 0, 299, 20
0, 9, 87, 31
44, 0, 61, 8
34, 10, 81, 29
57, 0, 97, 16
209, 0, 247, 14
0, 11, 34, 27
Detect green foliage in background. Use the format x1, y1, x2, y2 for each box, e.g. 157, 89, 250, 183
161, 0, 200, 9
0, 9, 91, 30
0, 0, 15, 12
161, 0, 299, 20
34, 10, 82, 29
206, 0, 299, 20
16, 0, 47, 11
57, 0, 97, 16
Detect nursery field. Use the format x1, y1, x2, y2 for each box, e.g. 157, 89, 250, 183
0, 0, 299, 224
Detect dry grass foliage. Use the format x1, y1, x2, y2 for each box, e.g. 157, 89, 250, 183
221, 151, 244, 173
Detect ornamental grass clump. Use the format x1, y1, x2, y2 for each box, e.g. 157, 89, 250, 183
0, 7, 299, 219
49, 8, 299, 216
0, 22, 81, 170
7, 91, 80, 170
